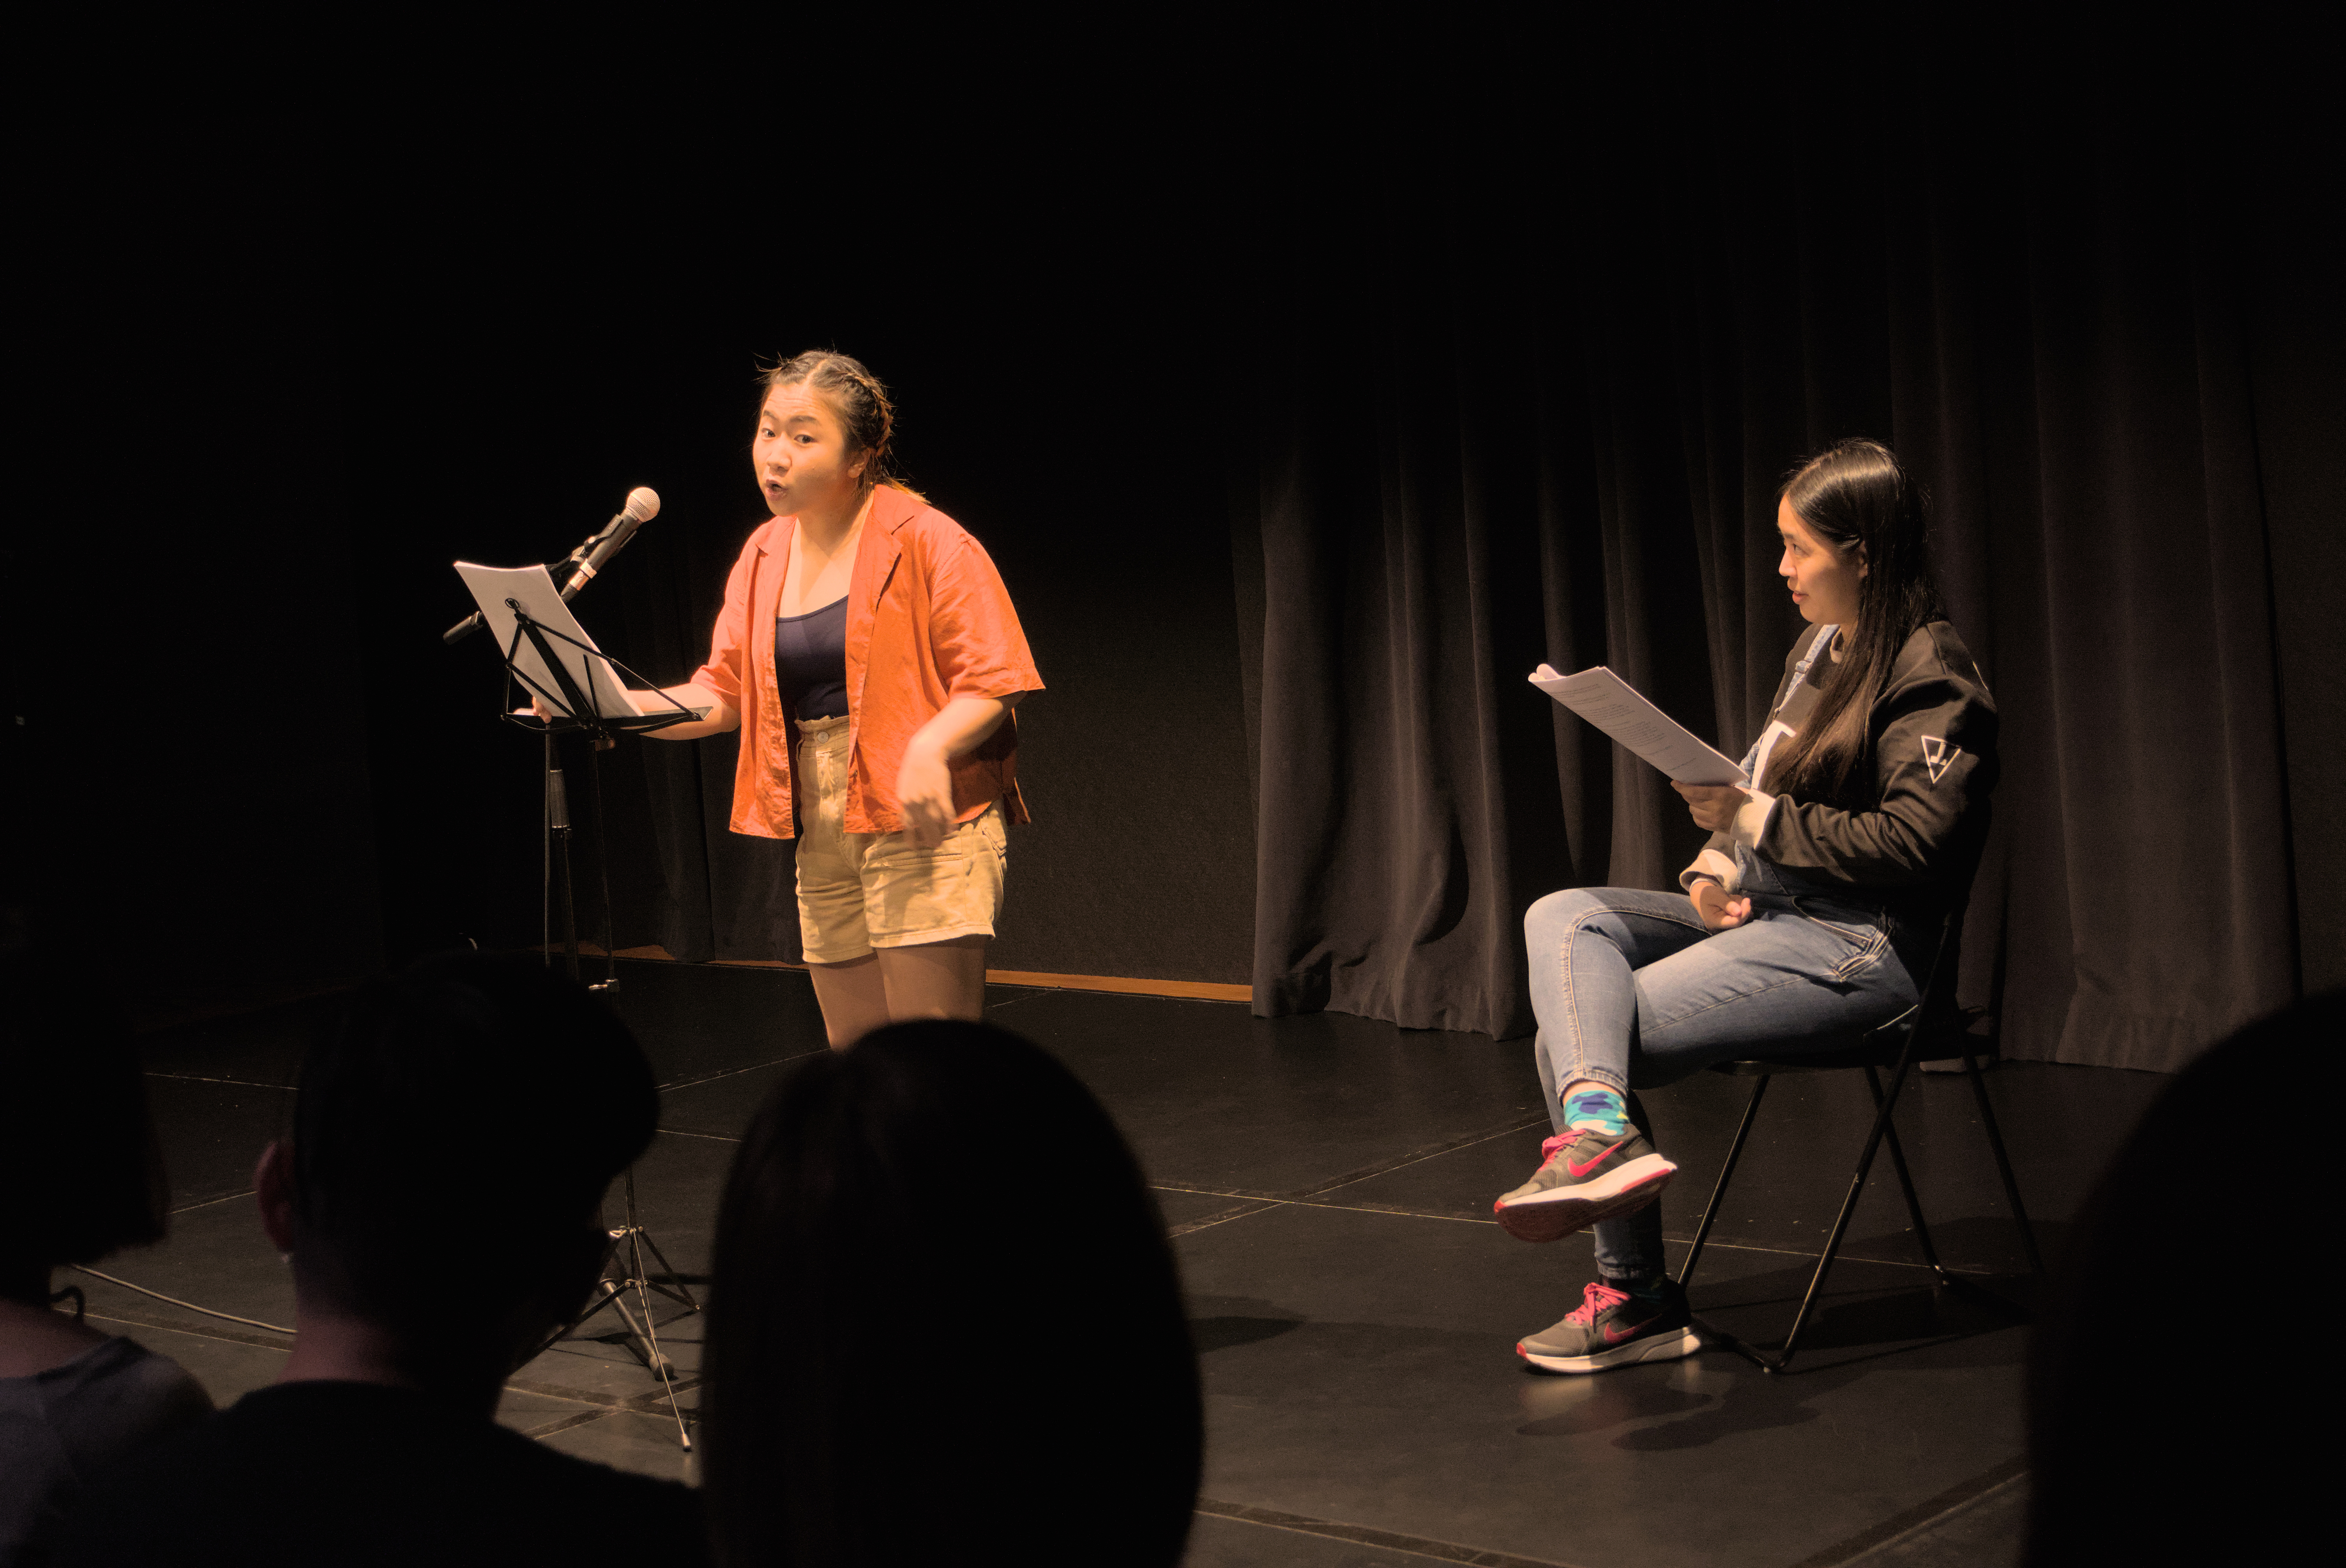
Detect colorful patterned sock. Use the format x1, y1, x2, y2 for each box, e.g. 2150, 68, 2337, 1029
1563, 1088, 1629, 1137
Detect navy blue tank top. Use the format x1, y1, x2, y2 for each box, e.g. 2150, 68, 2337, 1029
774, 595, 850, 720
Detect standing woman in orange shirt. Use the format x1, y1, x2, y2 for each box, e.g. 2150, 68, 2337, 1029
628, 352, 1043, 1049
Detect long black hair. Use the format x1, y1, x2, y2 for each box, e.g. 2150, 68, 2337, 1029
702, 1020, 1202, 1568
1765, 438, 1947, 801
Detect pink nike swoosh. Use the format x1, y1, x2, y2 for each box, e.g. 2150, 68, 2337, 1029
1565, 1138, 1630, 1178
1602, 1320, 1648, 1344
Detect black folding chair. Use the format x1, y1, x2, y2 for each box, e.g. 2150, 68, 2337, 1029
1674, 910, 2041, 1373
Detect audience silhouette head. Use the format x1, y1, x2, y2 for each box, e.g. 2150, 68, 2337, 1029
257, 951, 657, 1400
2, 929, 168, 1301
3, 919, 214, 1566
704, 1018, 1202, 1567
50, 952, 705, 1567
2027, 991, 2330, 1563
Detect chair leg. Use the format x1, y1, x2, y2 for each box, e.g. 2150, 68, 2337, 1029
1963, 1051, 2044, 1274
1863, 1065, 1949, 1280
1677, 1073, 1770, 1291
1692, 1060, 1903, 1376
1765, 1053, 1922, 1371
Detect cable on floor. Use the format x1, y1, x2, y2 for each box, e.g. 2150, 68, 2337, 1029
69, 1266, 294, 1336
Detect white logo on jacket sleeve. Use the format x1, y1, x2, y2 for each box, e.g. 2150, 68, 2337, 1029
1920, 736, 1962, 784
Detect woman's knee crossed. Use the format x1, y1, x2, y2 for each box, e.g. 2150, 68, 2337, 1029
1525, 887, 1610, 940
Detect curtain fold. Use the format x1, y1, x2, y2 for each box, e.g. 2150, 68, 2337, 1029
614, 514, 805, 966
1243, 256, 1572, 1038
1237, 82, 2300, 1069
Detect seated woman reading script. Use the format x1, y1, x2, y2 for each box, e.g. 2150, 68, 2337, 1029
1494, 438, 1998, 1374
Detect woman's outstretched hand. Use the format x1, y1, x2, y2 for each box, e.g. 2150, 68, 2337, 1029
1672, 781, 1747, 832
1690, 880, 1752, 933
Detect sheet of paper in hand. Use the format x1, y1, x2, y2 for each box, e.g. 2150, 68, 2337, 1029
1529, 664, 1749, 786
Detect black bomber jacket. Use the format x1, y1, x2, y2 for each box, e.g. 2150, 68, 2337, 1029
1681, 620, 1998, 912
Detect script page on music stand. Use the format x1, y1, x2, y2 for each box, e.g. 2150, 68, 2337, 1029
454, 562, 643, 720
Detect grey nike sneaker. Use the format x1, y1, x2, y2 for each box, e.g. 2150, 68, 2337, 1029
1492, 1126, 1677, 1242
1517, 1279, 1702, 1374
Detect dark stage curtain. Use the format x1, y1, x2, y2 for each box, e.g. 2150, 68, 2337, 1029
1234, 62, 2315, 1068
613, 521, 807, 968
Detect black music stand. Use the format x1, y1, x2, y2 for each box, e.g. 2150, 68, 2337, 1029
495, 603, 700, 987
492, 601, 705, 1451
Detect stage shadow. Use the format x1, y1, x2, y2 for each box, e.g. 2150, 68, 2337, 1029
1515, 1377, 1715, 1438
1800, 1213, 2067, 1279
1685, 1240, 2040, 1357
1189, 1297, 1306, 1354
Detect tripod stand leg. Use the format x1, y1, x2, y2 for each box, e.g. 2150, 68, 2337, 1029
597, 1277, 668, 1376
539, 1170, 698, 1452
621, 1224, 694, 1451
634, 1224, 701, 1311
612, 1166, 698, 1310
551, 1215, 666, 1363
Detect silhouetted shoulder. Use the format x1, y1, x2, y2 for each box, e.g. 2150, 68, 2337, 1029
54, 1383, 705, 1568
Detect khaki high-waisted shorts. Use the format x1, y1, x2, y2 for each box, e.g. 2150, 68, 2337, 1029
793, 713, 1007, 964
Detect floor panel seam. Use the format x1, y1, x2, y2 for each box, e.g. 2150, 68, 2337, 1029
1155, 1189, 2019, 1266
144, 1072, 293, 1089
1782, 1457, 2028, 1567
1194, 1497, 1585, 1568
1153, 1184, 1498, 1223
168, 1189, 258, 1215
1277, 1196, 1498, 1225
1670, 1236, 2007, 1275
1302, 1114, 1555, 1197
1165, 1200, 1283, 1238
657, 1052, 821, 1093
520, 1408, 622, 1440
1289, 1114, 1555, 1200
1834, 1471, 2028, 1564
984, 990, 1051, 1011
79, 1310, 291, 1354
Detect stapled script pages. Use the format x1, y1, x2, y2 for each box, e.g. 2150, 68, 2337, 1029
1528, 664, 1748, 786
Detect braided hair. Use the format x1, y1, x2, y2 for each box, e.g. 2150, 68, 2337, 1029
759, 350, 922, 499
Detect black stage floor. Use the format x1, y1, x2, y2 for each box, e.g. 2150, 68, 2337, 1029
96, 959, 2164, 1566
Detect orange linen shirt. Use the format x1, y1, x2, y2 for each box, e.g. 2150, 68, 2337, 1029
692, 486, 1043, 840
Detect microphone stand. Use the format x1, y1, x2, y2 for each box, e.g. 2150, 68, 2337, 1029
487, 606, 705, 1451
494, 606, 696, 986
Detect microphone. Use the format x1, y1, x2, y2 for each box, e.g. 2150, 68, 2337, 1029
442, 487, 662, 646
561, 486, 661, 594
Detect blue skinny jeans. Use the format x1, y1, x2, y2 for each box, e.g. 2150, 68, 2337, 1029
1522, 863, 1920, 1281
